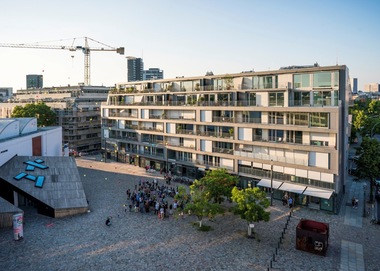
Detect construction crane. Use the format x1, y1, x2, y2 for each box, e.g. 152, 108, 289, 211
0, 37, 124, 86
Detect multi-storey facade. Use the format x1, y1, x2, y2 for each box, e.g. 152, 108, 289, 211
127, 57, 144, 82
2, 85, 110, 153
26, 74, 43, 89
102, 65, 351, 213
143, 68, 164, 80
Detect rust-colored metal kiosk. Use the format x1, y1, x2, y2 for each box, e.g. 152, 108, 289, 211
296, 219, 329, 256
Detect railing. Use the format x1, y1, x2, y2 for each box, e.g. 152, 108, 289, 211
212, 147, 234, 155
169, 143, 196, 150
177, 129, 195, 135
234, 151, 308, 166
195, 160, 233, 171
107, 100, 261, 107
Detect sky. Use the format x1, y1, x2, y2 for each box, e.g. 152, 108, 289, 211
0, 0, 379, 91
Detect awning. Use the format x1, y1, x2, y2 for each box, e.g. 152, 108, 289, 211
303, 186, 334, 199
256, 178, 283, 189
278, 182, 307, 194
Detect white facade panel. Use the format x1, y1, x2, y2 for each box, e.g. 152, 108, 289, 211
309, 152, 329, 169
308, 170, 321, 180
321, 172, 334, 183
295, 168, 308, 178
141, 109, 149, 119
284, 167, 295, 175
221, 158, 233, 168
252, 162, 262, 168
273, 165, 283, 173
239, 160, 251, 166
201, 111, 212, 122
204, 140, 212, 152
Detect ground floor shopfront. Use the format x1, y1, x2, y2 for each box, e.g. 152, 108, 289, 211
104, 153, 336, 212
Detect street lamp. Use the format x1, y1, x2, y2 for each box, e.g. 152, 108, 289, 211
165, 142, 169, 174
270, 159, 273, 206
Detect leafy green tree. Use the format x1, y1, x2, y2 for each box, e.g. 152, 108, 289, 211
11, 103, 56, 127
185, 179, 224, 228
231, 187, 270, 236
195, 168, 238, 204
352, 110, 367, 132
367, 100, 380, 115
355, 137, 380, 202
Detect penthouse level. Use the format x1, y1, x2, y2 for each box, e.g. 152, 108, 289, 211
102, 65, 351, 213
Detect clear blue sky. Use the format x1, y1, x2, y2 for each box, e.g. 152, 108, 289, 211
0, 0, 379, 91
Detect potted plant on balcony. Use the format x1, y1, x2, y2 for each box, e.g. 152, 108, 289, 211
229, 128, 234, 139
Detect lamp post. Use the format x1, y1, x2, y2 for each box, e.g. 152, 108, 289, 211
270, 159, 273, 206
165, 142, 169, 174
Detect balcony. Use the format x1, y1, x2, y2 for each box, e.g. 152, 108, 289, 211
212, 147, 234, 155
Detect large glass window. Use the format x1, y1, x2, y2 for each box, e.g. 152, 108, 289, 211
313, 72, 332, 88
310, 112, 329, 127
269, 92, 284, 106
253, 76, 274, 89
333, 71, 339, 87
249, 93, 256, 106
313, 91, 332, 106
293, 91, 310, 106
269, 112, 284, 124
294, 74, 310, 88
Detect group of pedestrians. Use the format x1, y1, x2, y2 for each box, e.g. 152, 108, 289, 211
124, 178, 185, 220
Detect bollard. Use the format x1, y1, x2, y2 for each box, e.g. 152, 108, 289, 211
275, 247, 278, 255
270, 260, 273, 268
273, 253, 276, 262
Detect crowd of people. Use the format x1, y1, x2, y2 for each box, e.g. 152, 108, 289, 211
124, 178, 185, 219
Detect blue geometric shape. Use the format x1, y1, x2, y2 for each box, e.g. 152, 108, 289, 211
25, 174, 37, 181
34, 159, 44, 164
35, 176, 45, 188
14, 172, 27, 181
26, 165, 35, 171
24, 161, 48, 169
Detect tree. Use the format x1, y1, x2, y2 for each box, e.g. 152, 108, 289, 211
195, 168, 238, 204
11, 103, 56, 127
185, 180, 224, 228
355, 137, 380, 202
231, 187, 270, 237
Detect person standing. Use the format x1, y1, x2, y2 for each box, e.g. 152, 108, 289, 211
288, 197, 293, 209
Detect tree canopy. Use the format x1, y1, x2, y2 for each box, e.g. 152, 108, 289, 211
194, 168, 238, 203
185, 179, 224, 228
11, 103, 56, 127
231, 187, 270, 224
355, 137, 380, 202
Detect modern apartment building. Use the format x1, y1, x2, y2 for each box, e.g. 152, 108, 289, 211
2, 85, 110, 153
26, 74, 43, 89
102, 65, 351, 213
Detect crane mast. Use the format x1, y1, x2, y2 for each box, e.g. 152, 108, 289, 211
0, 37, 124, 86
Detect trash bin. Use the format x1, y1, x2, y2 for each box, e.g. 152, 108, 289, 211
12, 213, 24, 241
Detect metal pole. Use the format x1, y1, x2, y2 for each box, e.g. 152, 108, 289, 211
270, 160, 273, 206
166, 143, 169, 174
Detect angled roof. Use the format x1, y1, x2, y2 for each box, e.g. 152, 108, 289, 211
0, 156, 88, 210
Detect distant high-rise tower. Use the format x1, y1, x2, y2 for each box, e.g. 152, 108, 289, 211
143, 68, 164, 80
127, 57, 143, 82
26, 74, 43, 89
353, 78, 358, 94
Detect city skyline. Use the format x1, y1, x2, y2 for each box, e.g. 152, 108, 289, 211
0, 0, 379, 91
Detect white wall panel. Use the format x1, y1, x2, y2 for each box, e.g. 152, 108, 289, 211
221, 159, 233, 168
252, 162, 262, 168
239, 160, 251, 166
296, 168, 308, 178
308, 170, 321, 180
321, 172, 334, 183
284, 167, 295, 175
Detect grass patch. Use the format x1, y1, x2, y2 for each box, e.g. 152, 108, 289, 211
191, 222, 213, 231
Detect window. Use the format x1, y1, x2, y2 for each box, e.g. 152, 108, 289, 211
313, 72, 332, 88
310, 112, 329, 128
313, 91, 332, 106
269, 112, 284, 124
269, 92, 284, 106
294, 74, 310, 88
287, 113, 309, 126
249, 93, 256, 106
293, 91, 310, 106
